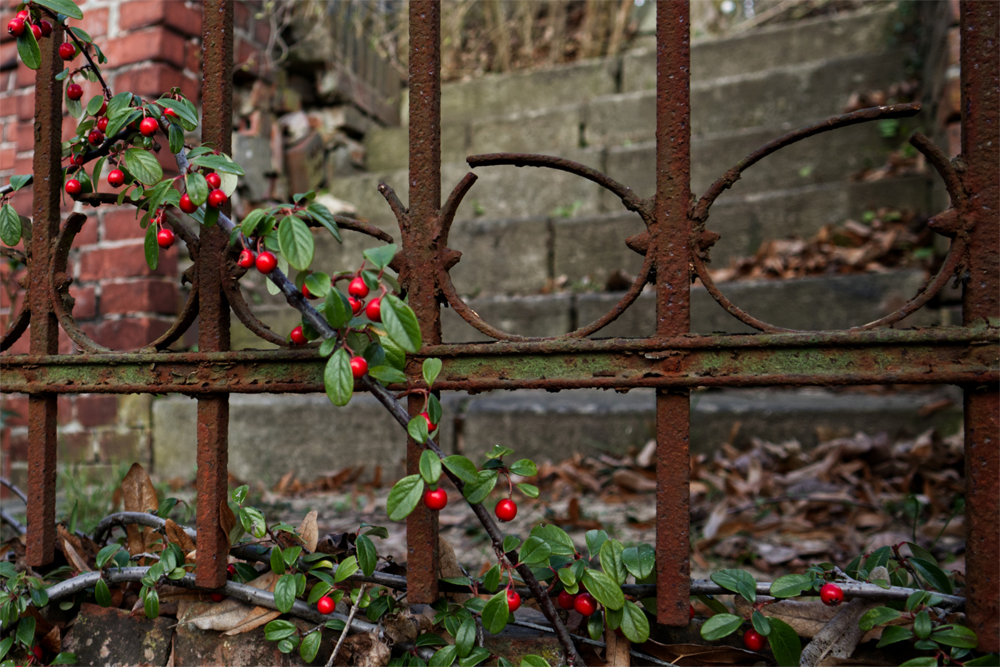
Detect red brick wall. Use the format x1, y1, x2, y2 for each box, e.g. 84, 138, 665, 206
0, 0, 269, 490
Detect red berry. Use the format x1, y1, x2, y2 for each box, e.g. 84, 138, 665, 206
140, 117, 159, 137
256, 251, 277, 274
157, 228, 175, 248
690, 604, 695, 620
16, 10, 29, 20
237, 249, 255, 269
348, 276, 369, 298
179, 193, 198, 214
97, 99, 107, 115
66, 83, 83, 100
301, 283, 320, 299
820, 582, 844, 606
574, 592, 597, 617
495, 498, 517, 522
349, 297, 364, 316
208, 189, 227, 209
65, 179, 82, 196
210, 592, 225, 602
164, 108, 178, 119
88, 129, 104, 146
205, 172, 222, 189
227, 564, 237, 576
423, 487, 447, 511
350, 356, 368, 378
365, 297, 381, 322
97, 116, 108, 132
30, 23, 40, 39
107, 169, 124, 187
420, 412, 437, 434
743, 629, 765, 652
507, 589, 521, 613
317, 596, 335, 615
59, 42, 76, 60
557, 590, 576, 610
32, 644, 43, 661
7, 18, 25, 37
39, 20, 52, 37
289, 326, 307, 345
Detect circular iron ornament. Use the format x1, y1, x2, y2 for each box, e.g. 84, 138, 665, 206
48, 212, 200, 353
434, 153, 656, 341
0, 246, 30, 352
689, 104, 969, 333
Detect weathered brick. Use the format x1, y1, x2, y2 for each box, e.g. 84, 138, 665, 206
234, 1, 252, 31
60, 431, 94, 464
14, 120, 34, 150
101, 280, 179, 315
254, 18, 270, 44
72, 216, 99, 247
102, 27, 187, 69
70, 284, 97, 319
16, 92, 34, 120
0, 147, 14, 170
118, 0, 203, 37
58, 395, 74, 425
183, 37, 201, 72
78, 244, 177, 280
102, 208, 146, 241
0, 395, 29, 427
113, 64, 198, 101
947, 26, 960, 68
77, 395, 119, 427
15, 62, 35, 89
98, 430, 141, 461
82, 316, 172, 350
66, 7, 110, 39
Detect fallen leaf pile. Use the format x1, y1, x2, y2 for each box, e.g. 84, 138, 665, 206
706, 208, 937, 283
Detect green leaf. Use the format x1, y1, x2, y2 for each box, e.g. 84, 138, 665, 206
587, 610, 604, 641
427, 394, 443, 426
277, 637, 298, 653
585, 530, 608, 559
265, 619, 298, 641
899, 658, 938, 667
29, 585, 49, 608
463, 470, 498, 504
482, 591, 509, 634
531, 524, 575, 556
144, 588, 160, 618
189, 154, 245, 175
419, 450, 442, 485
962, 655, 997, 666
381, 295, 422, 353
362, 244, 397, 270
299, 631, 321, 663
751, 609, 772, 636
517, 483, 539, 498
324, 349, 354, 407
430, 645, 458, 667
581, 569, 624, 610
16, 615, 35, 647
305, 203, 341, 243
144, 221, 159, 271
930, 624, 978, 649
278, 216, 315, 271
599, 539, 626, 586
768, 618, 802, 667
94, 578, 112, 607
619, 600, 650, 644
157, 98, 199, 131
167, 123, 185, 154
307, 581, 332, 605
443, 456, 479, 484
7, 175, 31, 192
622, 544, 655, 580
386, 475, 424, 522
711, 569, 756, 604
356, 534, 377, 577
519, 537, 553, 565
521, 657, 551, 667
34, 0, 85, 19
368, 365, 408, 385
274, 574, 297, 613
910, 558, 954, 595
0, 204, 22, 246
422, 358, 442, 389
914, 609, 932, 639
415, 633, 447, 648
16, 28, 41, 70
769, 574, 814, 598
859, 607, 901, 631
455, 616, 475, 658
700, 613, 742, 641
459, 646, 491, 667
408, 416, 429, 444
86, 95, 105, 117
0, 637, 12, 661
877, 626, 915, 648
270, 545, 286, 574
508, 459, 537, 477
483, 565, 501, 592
49, 652, 79, 665
186, 172, 209, 206
304, 272, 331, 298
323, 288, 352, 330
124, 148, 163, 186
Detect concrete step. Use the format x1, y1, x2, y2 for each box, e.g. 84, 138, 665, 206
367, 51, 913, 173
420, 5, 900, 126
151, 385, 962, 486
231, 268, 939, 351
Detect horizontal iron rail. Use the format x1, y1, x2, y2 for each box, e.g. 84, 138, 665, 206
2, 327, 996, 394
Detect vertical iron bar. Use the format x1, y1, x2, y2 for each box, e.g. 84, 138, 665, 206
25, 21, 64, 568
653, 0, 692, 626
959, 0, 999, 652
403, 0, 443, 604
195, 0, 234, 589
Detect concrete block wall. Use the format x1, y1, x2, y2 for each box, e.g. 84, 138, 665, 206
0, 0, 271, 488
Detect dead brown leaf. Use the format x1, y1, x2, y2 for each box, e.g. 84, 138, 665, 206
121, 463, 159, 556
165, 519, 195, 552
219, 498, 237, 546
605, 629, 630, 666
644, 640, 761, 665
180, 571, 280, 635
297, 510, 318, 552
40, 624, 61, 655
333, 632, 391, 667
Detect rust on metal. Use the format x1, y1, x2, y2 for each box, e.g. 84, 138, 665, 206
959, 0, 1000, 652
194, 0, 235, 590
25, 20, 65, 568
653, 0, 693, 626
402, 0, 443, 604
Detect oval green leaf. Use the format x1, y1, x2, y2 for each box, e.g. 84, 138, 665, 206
700, 613, 743, 641
277, 215, 314, 271
324, 349, 354, 407
386, 475, 424, 522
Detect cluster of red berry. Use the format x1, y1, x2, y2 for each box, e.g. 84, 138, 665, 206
556, 589, 598, 617
6, 8, 52, 41
347, 275, 382, 323
740, 582, 844, 652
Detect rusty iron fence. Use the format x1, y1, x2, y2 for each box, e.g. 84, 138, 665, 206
1, 0, 997, 652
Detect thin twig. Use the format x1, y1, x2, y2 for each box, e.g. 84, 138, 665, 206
0, 509, 25, 534
0, 477, 28, 504
325, 583, 367, 667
